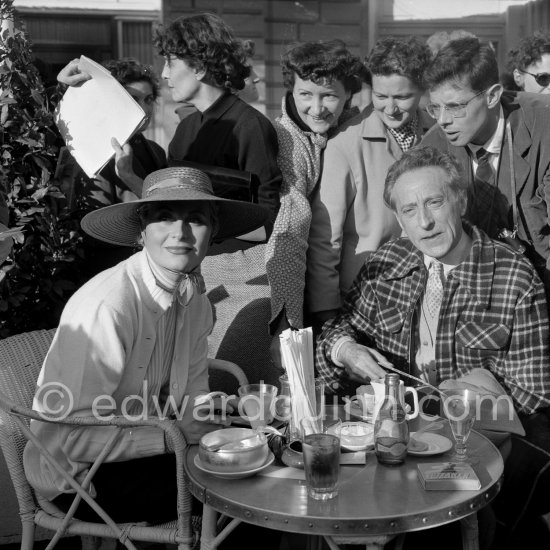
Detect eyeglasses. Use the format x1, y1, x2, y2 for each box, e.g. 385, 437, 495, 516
519, 69, 550, 88
425, 89, 487, 119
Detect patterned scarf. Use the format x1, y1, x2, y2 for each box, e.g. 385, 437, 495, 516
146, 251, 206, 306
387, 114, 418, 151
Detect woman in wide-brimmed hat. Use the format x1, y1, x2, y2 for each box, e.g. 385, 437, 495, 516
23, 166, 267, 524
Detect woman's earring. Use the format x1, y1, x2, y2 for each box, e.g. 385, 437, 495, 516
137, 230, 145, 247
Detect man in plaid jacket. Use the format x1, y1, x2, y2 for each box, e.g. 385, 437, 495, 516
316, 145, 550, 549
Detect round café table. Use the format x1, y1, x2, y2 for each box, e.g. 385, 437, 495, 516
184, 424, 504, 550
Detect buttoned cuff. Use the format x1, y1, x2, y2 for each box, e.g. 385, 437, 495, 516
331, 336, 355, 367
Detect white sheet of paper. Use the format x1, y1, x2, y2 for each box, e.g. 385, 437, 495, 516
54, 55, 146, 178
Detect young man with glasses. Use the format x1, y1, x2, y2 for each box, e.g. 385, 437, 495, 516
421, 36, 550, 550
507, 31, 550, 94
421, 36, 550, 305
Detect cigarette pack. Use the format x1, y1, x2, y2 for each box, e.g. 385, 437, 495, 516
417, 462, 481, 490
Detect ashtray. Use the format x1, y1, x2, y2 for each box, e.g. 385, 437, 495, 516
281, 440, 304, 469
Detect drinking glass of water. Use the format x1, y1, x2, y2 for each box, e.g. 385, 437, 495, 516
302, 433, 341, 500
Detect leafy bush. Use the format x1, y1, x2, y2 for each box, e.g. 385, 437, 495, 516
0, 0, 88, 338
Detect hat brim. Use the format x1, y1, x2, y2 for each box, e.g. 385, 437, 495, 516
80, 191, 269, 247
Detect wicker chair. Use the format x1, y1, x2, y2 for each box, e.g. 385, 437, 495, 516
0, 328, 248, 550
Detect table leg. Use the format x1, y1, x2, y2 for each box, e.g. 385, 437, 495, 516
199, 503, 242, 550
460, 513, 479, 550
307, 535, 325, 550
200, 504, 218, 550
326, 534, 395, 549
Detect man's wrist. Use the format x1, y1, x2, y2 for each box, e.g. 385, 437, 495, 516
331, 336, 355, 367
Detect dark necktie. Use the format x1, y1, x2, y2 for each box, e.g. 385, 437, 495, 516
475, 148, 493, 183
466, 148, 499, 237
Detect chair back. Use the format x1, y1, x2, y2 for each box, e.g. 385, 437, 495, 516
0, 329, 55, 519
202, 243, 279, 391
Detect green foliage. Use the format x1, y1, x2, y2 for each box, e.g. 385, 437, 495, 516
0, 0, 88, 338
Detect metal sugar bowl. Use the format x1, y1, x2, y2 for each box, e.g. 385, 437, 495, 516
199, 428, 269, 473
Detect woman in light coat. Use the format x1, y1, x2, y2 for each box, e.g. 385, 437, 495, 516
306, 36, 434, 329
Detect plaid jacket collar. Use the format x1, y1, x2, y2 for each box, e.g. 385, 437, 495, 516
381, 222, 494, 310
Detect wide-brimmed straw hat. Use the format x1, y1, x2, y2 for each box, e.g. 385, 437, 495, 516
81, 166, 268, 246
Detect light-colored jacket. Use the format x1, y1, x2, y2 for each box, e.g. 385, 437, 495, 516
306, 105, 433, 313
23, 250, 212, 499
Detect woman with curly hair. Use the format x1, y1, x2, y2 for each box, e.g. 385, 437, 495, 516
265, 40, 369, 366
306, 36, 434, 339
155, 13, 281, 237
507, 31, 550, 94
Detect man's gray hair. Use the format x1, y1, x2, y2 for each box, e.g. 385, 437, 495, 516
383, 146, 468, 210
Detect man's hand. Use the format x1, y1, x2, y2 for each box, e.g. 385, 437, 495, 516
339, 341, 391, 382
57, 58, 91, 87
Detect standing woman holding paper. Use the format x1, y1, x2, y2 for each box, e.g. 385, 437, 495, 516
57, 57, 166, 204
95, 58, 167, 203
57, 57, 167, 275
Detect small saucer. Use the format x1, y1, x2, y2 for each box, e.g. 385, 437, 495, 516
408, 433, 453, 456
194, 452, 275, 479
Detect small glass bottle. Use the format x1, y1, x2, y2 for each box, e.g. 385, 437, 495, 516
374, 373, 409, 465
277, 375, 296, 441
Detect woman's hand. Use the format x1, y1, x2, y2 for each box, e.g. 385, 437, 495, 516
338, 341, 391, 383
111, 137, 143, 197
57, 58, 91, 87
175, 393, 237, 445
194, 392, 236, 426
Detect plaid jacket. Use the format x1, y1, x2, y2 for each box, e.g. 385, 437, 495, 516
316, 224, 550, 414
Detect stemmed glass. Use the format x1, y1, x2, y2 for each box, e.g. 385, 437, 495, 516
442, 388, 478, 463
